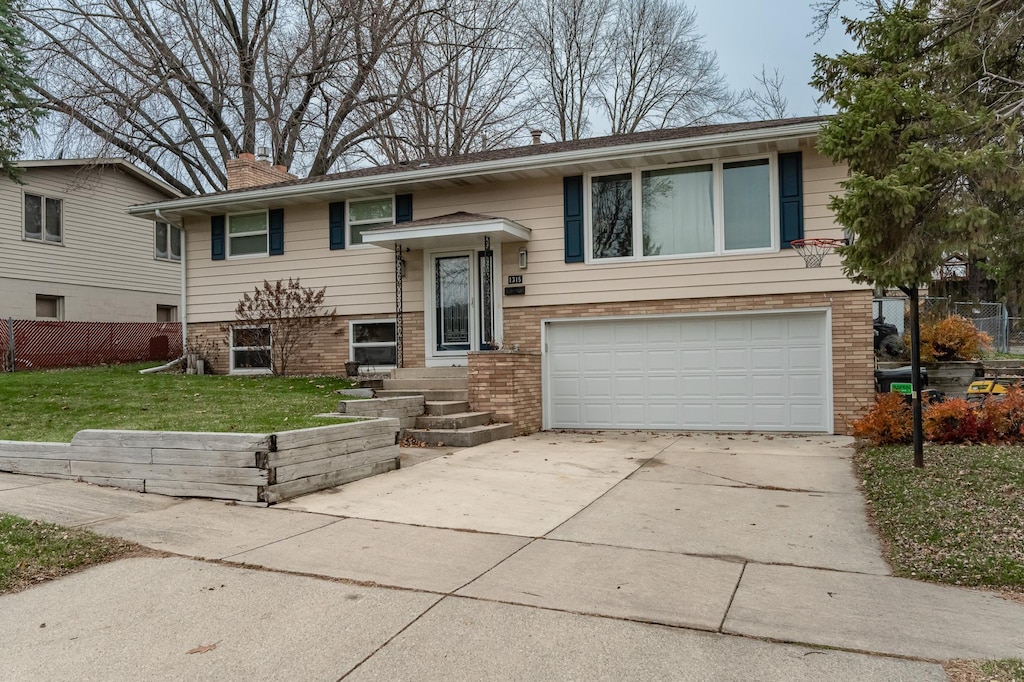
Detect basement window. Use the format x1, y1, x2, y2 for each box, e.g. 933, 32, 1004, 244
350, 320, 397, 368
230, 326, 272, 374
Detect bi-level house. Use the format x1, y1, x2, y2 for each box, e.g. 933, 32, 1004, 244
130, 118, 874, 435
1, 159, 182, 322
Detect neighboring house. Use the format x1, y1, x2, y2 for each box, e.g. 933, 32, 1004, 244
130, 118, 874, 434
0, 159, 182, 322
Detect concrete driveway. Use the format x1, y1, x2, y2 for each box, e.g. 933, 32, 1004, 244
2, 431, 1022, 680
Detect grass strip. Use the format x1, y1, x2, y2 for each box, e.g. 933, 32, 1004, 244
0, 513, 140, 594
855, 444, 1024, 589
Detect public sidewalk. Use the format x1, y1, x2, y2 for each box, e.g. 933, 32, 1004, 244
1, 431, 1020, 680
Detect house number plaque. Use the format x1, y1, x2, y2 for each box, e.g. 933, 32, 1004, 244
507, 275, 523, 285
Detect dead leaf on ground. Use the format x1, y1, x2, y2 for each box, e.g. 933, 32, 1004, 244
186, 643, 218, 654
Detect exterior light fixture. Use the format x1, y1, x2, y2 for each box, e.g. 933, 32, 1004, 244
519, 247, 528, 270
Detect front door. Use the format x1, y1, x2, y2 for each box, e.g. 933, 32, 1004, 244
427, 249, 500, 365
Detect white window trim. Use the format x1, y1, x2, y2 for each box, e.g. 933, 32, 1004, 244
22, 191, 64, 245
154, 222, 182, 262
349, 318, 398, 370
229, 325, 273, 375
584, 152, 779, 264
347, 195, 395, 249
227, 210, 269, 259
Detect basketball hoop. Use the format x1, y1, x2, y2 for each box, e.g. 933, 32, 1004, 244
790, 238, 844, 268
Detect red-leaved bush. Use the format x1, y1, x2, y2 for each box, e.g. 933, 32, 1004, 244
852, 392, 912, 445
923, 398, 988, 443
980, 386, 1024, 444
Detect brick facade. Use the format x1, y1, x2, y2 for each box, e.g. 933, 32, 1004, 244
499, 290, 874, 435
189, 290, 873, 435
187, 312, 425, 375
468, 351, 542, 435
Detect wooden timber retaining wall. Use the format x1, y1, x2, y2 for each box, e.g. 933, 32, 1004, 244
0, 419, 400, 505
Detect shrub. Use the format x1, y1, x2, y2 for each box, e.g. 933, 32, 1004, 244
923, 398, 988, 443
980, 385, 1024, 444
914, 315, 991, 362
852, 392, 913, 445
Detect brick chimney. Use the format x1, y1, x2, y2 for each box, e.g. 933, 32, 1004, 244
225, 153, 296, 190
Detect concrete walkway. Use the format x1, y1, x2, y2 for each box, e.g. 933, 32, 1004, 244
1, 431, 1021, 680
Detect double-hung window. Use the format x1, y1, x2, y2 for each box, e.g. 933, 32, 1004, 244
155, 222, 182, 261
350, 320, 397, 367
588, 155, 776, 261
24, 193, 63, 244
230, 326, 272, 373
228, 212, 268, 257
348, 197, 394, 246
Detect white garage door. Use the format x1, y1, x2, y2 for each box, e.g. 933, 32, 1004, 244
545, 312, 831, 432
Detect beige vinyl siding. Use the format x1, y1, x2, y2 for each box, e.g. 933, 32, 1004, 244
184, 203, 426, 323
0, 166, 180, 297
417, 145, 859, 309
0, 276, 180, 321
183, 144, 860, 323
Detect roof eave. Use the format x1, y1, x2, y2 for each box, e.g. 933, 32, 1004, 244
129, 120, 822, 218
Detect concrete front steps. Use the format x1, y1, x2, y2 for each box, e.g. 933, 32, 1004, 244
335, 373, 514, 447
406, 401, 514, 447
375, 366, 470, 402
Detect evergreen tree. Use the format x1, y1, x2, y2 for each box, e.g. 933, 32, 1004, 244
812, 1, 1023, 290
0, 0, 41, 181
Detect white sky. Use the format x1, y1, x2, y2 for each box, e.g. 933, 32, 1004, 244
688, 0, 861, 116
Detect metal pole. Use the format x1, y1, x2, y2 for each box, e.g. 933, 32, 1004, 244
6, 317, 13, 373
395, 242, 404, 369
900, 285, 924, 467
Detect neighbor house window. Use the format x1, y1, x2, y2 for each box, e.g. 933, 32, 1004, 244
588, 155, 776, 261
348, 197, 394, 246
35, 295, 64, 320
24, 193, 63, 243
350, 320, 397, 367
228, 212, 268, 257
230, 326, 272, 373
155, 222, 183, 262
156, 305, 177, 322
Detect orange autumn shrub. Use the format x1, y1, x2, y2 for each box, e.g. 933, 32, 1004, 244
923, 398, 989, 443
980, 385, 1024, 444
915, 315, 991, 362
852, 392, 913, 445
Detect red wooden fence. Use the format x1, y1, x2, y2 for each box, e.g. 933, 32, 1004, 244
2, 319, 182, 371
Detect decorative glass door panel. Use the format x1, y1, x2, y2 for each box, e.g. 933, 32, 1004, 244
435, 255, 471, 351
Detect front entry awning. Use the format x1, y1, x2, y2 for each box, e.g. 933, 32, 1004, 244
361, 211, 531, 251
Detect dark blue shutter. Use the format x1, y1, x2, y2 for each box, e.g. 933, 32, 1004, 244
395, 194, 413, 223
329, 202, 346, 250
778, 152, 803, 248
563, 176, 584, 263
211, 215, 225, 261
269, 208, 284, 255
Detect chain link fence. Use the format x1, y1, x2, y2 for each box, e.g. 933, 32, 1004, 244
873, 297, 1010, 353
2, 318, 182, 372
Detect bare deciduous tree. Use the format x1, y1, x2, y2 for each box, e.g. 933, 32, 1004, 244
746, 66, 790, 120
527, 0, 740, 140
359, 0, 532, 163
526, 0, 612, 141
18, 0, 447, 194
235, 278, 336, 377
600, 0, 742, 133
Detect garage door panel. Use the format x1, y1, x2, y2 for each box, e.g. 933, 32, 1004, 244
612, 375, 645, 398
715, 348, 749, 371
681, 349, 712, 370
647, 350, 678, 372
751, 374, 787, 398
614, 351, 645, 373
545, 313, 830, 432
751, 347, 785, 370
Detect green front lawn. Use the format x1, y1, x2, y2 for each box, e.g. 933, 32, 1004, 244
0, 363, 357, 442
856, 444, 1024, 590
0, 514, 139, 594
